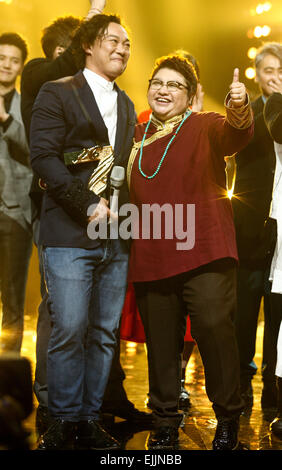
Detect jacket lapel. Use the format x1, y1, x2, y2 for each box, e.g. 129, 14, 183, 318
114, 87, 128, 162
72, 71, 110, 146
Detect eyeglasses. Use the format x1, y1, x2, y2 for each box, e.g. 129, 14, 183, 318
149, 78, 188, 92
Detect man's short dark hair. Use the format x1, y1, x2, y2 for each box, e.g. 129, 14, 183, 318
0, 32, 28, 63
73, 14, 123, 69
41, 16, 81, 59
150, 54, 198, 102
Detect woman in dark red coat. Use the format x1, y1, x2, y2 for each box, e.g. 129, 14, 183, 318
126, 53, 253, 450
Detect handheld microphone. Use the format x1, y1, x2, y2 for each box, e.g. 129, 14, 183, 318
109, 166, 125, 216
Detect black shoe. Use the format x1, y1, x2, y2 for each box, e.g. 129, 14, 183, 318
101, 400, 153, 425
36, 406, 56, 436
179, 380, 191, 411
212, 417, 241, 450
146, 426, 179, 450
37, 419, 77, 450
270, 417, 282, 439
76, 420, 120, 450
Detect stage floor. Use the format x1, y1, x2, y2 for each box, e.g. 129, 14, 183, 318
17, 312, 282, 452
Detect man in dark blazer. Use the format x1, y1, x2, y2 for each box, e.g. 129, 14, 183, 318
29, 14, 136, 450
264, 90, 282, 439
232, 42, 282, 415
21, 4, 149, 437
0, 33, 32, 353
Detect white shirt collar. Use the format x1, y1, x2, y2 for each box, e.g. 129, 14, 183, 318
83, 68, 115, 92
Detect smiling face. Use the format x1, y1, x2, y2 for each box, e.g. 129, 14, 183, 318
255, 54, 282, 97
84, 22, 130, 81
147, 67, 191, 122
0, 44, 23, 87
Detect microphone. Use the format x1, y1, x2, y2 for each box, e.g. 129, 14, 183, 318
109, 166, 125, 216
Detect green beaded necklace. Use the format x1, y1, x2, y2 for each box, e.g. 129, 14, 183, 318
138, 109, 192, 179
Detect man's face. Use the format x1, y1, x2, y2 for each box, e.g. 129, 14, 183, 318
0, 44, 23, 87
255, 54, 282, 97
84, 22, 130, 81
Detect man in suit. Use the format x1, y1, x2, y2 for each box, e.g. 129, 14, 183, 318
232, 42, 282, 415
29, 13, 136, 450
21, 4, 150, 436
0, 33, 32, 353
264, 90, 282, 439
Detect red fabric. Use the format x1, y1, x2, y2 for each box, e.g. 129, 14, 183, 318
138, 109, 151, 123
120, 282, 194, 343
128, 112, 253, 283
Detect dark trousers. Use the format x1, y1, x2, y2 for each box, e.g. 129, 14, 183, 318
235, 261, 278, 388
134, 258, 244, 428
0, 211, 32, 353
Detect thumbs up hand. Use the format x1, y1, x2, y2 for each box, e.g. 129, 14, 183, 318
229, 68, 247, 107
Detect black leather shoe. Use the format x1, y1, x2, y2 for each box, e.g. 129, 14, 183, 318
37, 419, 77, 450
179, 380, 191, 411
212, 417, 241, 450
76, 420, 120, 450
36, 406, 55, 436
101, 400, 153, 425
146, 426, 179, 450
270, 417, 282, 439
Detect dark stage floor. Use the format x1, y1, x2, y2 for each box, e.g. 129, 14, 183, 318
14, 313, 281, 453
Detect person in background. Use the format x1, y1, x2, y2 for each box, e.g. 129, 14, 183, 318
264, 89, 282, 439
0, 32, 32, 354
232, 42, 282, 416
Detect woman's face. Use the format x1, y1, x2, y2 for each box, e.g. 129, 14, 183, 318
147, 67, 191, 122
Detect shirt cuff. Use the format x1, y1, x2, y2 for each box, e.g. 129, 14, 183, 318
224, 92, 253, 129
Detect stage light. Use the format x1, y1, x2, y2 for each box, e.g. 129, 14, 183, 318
245, 67, 256, 79
256, 4, 264, 14
261, 25, 271, 36
247, 47, 257, 59
255, 2, 272, 15
254, 25, 262, 37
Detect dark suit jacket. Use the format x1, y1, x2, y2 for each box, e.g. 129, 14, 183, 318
264, 92, 282, 144
29, 71, 135, 248
21, 47, 78, 141
231, 95, 276, 262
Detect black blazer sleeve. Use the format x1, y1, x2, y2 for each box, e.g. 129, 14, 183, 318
264, 92, 282, 144
30, 81, 100, 227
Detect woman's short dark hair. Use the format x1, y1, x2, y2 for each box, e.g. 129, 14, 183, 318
150, 54, 198, 101
41, 16, 81, 59
0, 32, 28, 63
73, 14, 123, 69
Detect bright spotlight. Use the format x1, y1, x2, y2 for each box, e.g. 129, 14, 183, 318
263, 2, 272, 12
262, 25, 271, 36
245, 67, 256, 79
256, 4, 264, 14
247, 47, 257, 59
254, 26, 262, 37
